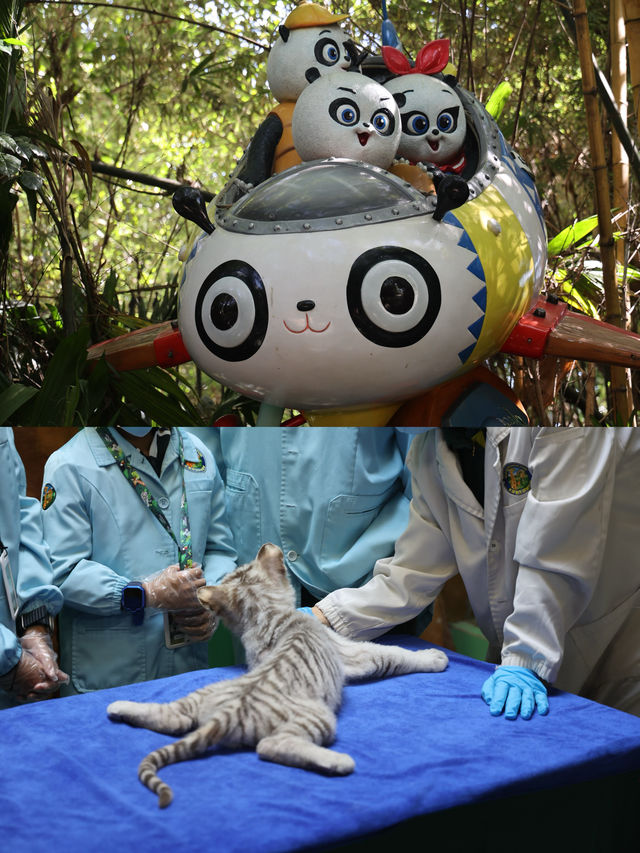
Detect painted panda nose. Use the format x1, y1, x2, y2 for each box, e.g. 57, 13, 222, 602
297, 300, 315, 311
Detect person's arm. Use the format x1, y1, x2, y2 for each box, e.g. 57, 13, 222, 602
41, 461, 131, 614
503, 428, 617, 682
316, 433, 458, 640
196, 440, 237, 586
483, 429, 619, 720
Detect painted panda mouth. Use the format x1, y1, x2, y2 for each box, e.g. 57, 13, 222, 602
358, 132, 370, 146
428, 139, 440, 152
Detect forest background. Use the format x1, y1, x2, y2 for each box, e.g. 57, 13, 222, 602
1, 0, 639, 426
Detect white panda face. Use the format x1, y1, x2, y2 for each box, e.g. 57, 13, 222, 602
177, 163, 492, 411
266, 24, 354, 103
292, 71, 400, 169
385, 75, 466, 167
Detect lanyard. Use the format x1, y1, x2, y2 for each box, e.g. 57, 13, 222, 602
96, 428, 193, 569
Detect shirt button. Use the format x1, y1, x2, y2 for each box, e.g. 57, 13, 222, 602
489, 541, 498, 553
287, 550, 298, 562
158, 497, 170, 509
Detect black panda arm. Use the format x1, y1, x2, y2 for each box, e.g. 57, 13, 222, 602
235, 113, 283, 187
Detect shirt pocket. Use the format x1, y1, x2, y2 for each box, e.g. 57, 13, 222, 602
224, 469, 261, 564
320, 487, 394, 568
70, 613, 146, 693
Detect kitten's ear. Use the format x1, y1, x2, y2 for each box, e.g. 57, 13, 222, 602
257, 543, 286, 579
198, 586, 223, 612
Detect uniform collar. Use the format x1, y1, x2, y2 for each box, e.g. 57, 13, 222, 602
86, 427, 202, 469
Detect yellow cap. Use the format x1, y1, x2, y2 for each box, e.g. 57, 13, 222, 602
283, 2, 349, 30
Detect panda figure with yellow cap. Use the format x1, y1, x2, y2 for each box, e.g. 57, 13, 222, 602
236, 2, 360, 187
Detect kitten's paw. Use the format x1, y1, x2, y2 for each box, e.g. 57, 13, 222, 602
322, 751, 355, 776
107, 700, 140, 721
419, 649, 449, 672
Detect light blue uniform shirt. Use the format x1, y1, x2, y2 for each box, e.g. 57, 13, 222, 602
189, 427, 410, 602
0, 428, 63, 708
41, 428, 237, 694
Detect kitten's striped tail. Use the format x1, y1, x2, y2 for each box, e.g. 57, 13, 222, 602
138, 716, 225, 808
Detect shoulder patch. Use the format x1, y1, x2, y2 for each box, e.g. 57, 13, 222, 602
502, 463, 532, 495
183, 450, 206, 471
42, 483, 57, 509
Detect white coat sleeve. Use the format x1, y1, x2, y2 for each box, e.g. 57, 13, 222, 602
316, 434, 459, 640
41, 461, 129, 614
501, 428, 618, 683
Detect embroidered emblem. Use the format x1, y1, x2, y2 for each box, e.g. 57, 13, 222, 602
183, 450, 206, 471
42, 483, 56, 509
502, 463, 532, 495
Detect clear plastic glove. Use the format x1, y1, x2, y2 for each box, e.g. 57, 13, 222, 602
481, 665, 549, 720
170, 608, 218, 642
0, 650, 58, 702
144, 563, 205, 612
297, 607, 314, 617
20, 627, 69, 686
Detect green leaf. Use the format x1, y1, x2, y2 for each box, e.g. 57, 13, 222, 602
17, 169, 42, 190
548, 215, 599, 256
485, 82, 513, 120
0, 383, 38, 424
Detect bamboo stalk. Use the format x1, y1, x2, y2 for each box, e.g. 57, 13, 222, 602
572, 0, 633, 423
623, 0, 640, 122
611, 0, 629, 266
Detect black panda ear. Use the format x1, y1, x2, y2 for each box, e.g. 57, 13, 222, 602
305, 67, 321, 84
279, 24, 290, 43
443, 74, 459, 88
392, 92, 407, 109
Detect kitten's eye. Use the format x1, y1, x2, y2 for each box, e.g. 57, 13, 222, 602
402, 111, 429, 136
347, 247, 441, 347
436, 106, 460, 133
194, 260, 268, 362
315, 38, 341, 67
329, 97, 360, 127
371, 108, 395, 136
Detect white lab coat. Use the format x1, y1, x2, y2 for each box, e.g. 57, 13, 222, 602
318, 427, 640, 714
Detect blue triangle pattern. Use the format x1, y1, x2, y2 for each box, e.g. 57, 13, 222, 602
467, 316, 484, 340
467, 256, 485, 282
442, 212, 463, 229
458, 343, 476, 363
472, 287, 487, 311
457, 230, 476, 253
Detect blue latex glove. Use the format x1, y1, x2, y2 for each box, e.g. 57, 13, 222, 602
297, 607, 314, 617
481, 665, 549, 720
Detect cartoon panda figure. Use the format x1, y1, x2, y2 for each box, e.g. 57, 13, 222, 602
292, 70, 401, 169
383, 40, 468, 175
238, 2, 358, 185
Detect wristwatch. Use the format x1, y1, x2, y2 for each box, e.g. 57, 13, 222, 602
121, 582, 146, 626
16, 605, 55, 637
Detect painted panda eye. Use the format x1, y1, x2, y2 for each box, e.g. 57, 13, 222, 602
371, 108, 396, 136
329, 97, 360, 127
401, 111, 429, 136
437, 106, 460, 133
194, 260, 268, 362
315, 38, 341, 67
347, 247, 441, 347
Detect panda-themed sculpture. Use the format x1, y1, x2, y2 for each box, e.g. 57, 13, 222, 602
88, 6, 640, 426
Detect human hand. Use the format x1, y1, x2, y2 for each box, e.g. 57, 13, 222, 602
20, 626, 69, 686
144, 563, 206, 611
481, 665, 549, 720
170, 608, 217, 642
4, 650, 59, 702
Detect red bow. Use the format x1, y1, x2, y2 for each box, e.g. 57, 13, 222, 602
382, 39, 450, 76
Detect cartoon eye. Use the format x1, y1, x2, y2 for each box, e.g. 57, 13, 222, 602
194, 260, 268, 362
401, 111, 429, 136
371, 108, 396, 136
315, 38, 341, 67
347, 247, 441, 347
436, 106, 460, 133
329, 97, 360, 127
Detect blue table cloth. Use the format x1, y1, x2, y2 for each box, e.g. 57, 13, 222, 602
2, 637, 639, 853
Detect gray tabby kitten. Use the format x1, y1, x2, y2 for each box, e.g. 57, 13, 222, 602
107, 543, 448, 808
